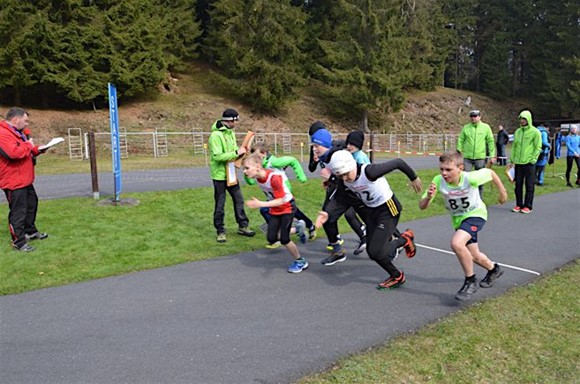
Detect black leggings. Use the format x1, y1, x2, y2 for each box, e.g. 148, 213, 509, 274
565, 156, 580, 183
364, 197, 406, 278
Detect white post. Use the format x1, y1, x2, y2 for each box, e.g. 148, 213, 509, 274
84, 132, 89, 160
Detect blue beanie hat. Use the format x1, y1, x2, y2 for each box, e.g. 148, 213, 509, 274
310, 129, 332, 148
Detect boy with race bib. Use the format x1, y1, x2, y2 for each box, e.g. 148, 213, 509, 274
419, 151, 508, 301
315, 150, 422, 290
243, 153, 308, 274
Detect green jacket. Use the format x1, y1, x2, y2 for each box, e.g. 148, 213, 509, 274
244, 154, 307, 190
208, 120, 239, 180
510, 110, 542, 165
457, 121, 496, 160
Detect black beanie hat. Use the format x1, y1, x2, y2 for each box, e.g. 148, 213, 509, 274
222, 108, 239, 121
309, 121, 326, 136
346, 130, 364, 150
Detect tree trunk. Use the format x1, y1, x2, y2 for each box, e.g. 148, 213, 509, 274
360, 110, 370, 133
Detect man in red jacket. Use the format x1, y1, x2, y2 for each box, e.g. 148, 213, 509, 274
0, 107, 48, 251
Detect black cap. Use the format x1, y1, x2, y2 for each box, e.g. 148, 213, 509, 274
346, 130, 364, 150
308, 121, 326, 136
222, 108, 239, 121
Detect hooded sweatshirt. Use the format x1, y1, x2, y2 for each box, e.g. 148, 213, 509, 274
208, 120, 239, 180
510, 110, 541, 165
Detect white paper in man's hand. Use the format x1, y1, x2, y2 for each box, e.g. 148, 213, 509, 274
39, 137, 65, 151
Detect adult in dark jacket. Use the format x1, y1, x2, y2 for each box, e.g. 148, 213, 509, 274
0, 107, 48, 251
496, 125, 510, 166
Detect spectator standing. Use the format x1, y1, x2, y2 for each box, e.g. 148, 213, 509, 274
457, 110, 496, 197
208, 108, 255, 243
563, 126, 580, 187
496, 125, 510, 166
535, 124, 551, 186
508, 110, 542, 214
0, 107, 48, 252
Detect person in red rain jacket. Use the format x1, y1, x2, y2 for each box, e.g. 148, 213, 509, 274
0, 107, 48, 251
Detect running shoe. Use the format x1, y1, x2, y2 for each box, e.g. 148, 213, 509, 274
400, 229, 416, 258
520, 207, 532, 214
376, 271, 406, 290
353, 239, 367, 255
455, 278, 478, 301
288, 258, 309, 273
308, 226, 317, 241
326, 235, 344, 251
480, 264, 504, 288
511, 206, 522, 213
321, 251, 346, 266
295, 220, 307, 244
12, 242, 35, 252
217, 233, 227, 243
25, 232, 48, 241
237, 227, 256, 237
265, 241, 281, 249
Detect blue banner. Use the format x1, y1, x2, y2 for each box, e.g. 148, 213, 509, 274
108, 83, 122, 202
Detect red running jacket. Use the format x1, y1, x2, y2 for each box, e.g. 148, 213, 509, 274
0, 121, 40, 190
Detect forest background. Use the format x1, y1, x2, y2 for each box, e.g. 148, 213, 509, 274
0, 0, 578, 137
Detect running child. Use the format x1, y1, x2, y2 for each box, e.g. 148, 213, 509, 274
346, 130, 403, 260
419, 151, 507, 301
243, 153, 308, 273
310, 127, 368, 265
316, 150, 422, 290
247, 143, 316, 241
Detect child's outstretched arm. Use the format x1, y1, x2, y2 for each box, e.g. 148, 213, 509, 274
490, 170, 508, 204
365, 158, 422, 193
419, 183, 437, 210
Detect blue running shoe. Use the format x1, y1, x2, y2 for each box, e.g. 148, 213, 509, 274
288, 258, 309, 273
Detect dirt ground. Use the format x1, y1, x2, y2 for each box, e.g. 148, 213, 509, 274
0, 76, 528, 144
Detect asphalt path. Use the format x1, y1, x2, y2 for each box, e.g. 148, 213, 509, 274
1, 185, 579, 383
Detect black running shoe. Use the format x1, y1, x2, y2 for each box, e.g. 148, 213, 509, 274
321, 251, 346, 266
480, 264, 504, 288
455, 278, 478, 301
353, 240, 367, 255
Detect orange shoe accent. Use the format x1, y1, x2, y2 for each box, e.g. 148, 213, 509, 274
400, 229, 416, 258
377, 272, 406, 290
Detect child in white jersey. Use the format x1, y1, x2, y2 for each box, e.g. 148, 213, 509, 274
419, 151, 508, 301
316, 150, 423, 290
243, 153, 308, 273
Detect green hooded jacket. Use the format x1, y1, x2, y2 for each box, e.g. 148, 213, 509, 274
208, 120, 239, 180
509, 110, 541, 165
244, 154, 308, 190
457, 120, 496, 160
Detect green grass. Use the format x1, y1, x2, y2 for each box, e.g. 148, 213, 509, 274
298, 260, 580, 384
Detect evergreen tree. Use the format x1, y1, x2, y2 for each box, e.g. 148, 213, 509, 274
203, 0, 307, 112
0, 0, 201, 107
310, 0, 416, 131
